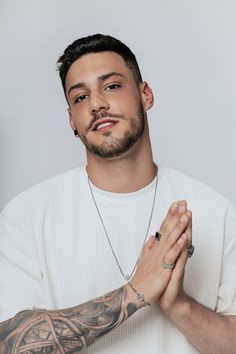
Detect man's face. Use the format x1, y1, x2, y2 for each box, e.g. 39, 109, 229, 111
66, 51, 153, 159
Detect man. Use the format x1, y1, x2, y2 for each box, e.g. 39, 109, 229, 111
0, 34, 236, 353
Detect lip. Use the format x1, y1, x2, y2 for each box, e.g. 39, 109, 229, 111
92, 118, 119, 131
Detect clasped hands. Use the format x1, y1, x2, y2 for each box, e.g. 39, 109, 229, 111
130, 200, 192, 315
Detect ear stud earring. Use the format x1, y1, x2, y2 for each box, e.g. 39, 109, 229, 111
74, 129, 79, 137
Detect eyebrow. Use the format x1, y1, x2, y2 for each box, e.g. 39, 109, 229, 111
67, 71, 124, 96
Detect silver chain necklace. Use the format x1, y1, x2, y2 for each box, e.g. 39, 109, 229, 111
87, 166, 158, 282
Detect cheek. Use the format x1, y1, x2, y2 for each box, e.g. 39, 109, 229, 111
70, 106, 90, 127
70, 104, 86, 117
111, 94, 140, 114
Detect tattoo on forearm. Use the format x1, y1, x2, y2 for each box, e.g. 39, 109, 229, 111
0, 286, 137, 353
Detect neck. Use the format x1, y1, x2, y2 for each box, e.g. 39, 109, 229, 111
86, 134, 156, 193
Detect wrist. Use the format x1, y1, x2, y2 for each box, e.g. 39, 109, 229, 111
127, 282, 151, 306
165, 294, 193, 320
124, 283, 150, 309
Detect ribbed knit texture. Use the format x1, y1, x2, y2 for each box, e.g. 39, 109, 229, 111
1, 166, 236, 353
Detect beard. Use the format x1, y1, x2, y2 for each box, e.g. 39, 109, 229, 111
80, 104, 145, 159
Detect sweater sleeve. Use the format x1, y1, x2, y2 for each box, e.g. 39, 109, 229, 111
216, 202, 236, 315
0, 195, 46, 322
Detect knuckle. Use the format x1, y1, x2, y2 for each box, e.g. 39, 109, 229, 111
164, 217, 179, 234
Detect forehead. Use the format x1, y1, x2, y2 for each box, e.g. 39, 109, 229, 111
65, 51, 133, 89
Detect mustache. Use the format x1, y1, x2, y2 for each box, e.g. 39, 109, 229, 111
87, 111, 125, 131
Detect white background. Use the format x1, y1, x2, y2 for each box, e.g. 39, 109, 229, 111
0, 0, 235, 209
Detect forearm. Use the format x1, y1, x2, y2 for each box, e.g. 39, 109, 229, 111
166, 295, 236, 354
0, 285, 142, 353
0, 202, 191, 353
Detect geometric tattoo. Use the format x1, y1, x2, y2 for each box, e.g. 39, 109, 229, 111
0, 286, 138, 353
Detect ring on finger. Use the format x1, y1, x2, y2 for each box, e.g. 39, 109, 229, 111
187, 245, 195, 258
162, 256, 176, 270
155, 231, 161, 241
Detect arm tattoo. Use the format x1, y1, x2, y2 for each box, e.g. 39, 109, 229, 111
0, 286, 138, 353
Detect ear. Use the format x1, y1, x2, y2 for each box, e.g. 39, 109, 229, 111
140, 81, 154, 112
68, 107, 76, 131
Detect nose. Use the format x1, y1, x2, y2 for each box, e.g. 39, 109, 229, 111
89, 91, 109, 114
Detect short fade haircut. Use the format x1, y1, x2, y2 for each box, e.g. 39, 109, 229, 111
57, 34, 143, 97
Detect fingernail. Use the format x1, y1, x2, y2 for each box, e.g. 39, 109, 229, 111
178, 205, 186, 213
171, 203, 178, 211
186, 211, 192, 218
178, 233, 187, 245
180, 214, 188, 222
177, 237, 184, 246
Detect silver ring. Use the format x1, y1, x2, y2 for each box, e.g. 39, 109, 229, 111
155, 231, 161, 241
162, 256, 176, 270
187, 245, 195, 258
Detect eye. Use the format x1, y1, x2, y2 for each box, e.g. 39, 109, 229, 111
74, 94, 88, 104
105, 83, 121, 91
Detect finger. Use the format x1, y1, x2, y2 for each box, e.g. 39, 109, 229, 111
160, 201, 188, 238
140, 236, 157, 259
185, 211, 192, 247
178, 200, 188, 206
145, 235, 156, 250
159, 202, 178, 233
162, 233, 187, 270
160, 212, 190, 254
171, 241, 188, 281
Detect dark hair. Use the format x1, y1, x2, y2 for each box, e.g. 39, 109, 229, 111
57, 34, 143, 96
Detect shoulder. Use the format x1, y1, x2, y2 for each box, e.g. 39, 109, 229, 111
1, 167, 85, 215
159, 166, 234, 211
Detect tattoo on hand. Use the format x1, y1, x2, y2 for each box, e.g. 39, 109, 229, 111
0, 287, 137, 353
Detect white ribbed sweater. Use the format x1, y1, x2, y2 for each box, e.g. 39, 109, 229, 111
1, 166, 236, 353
